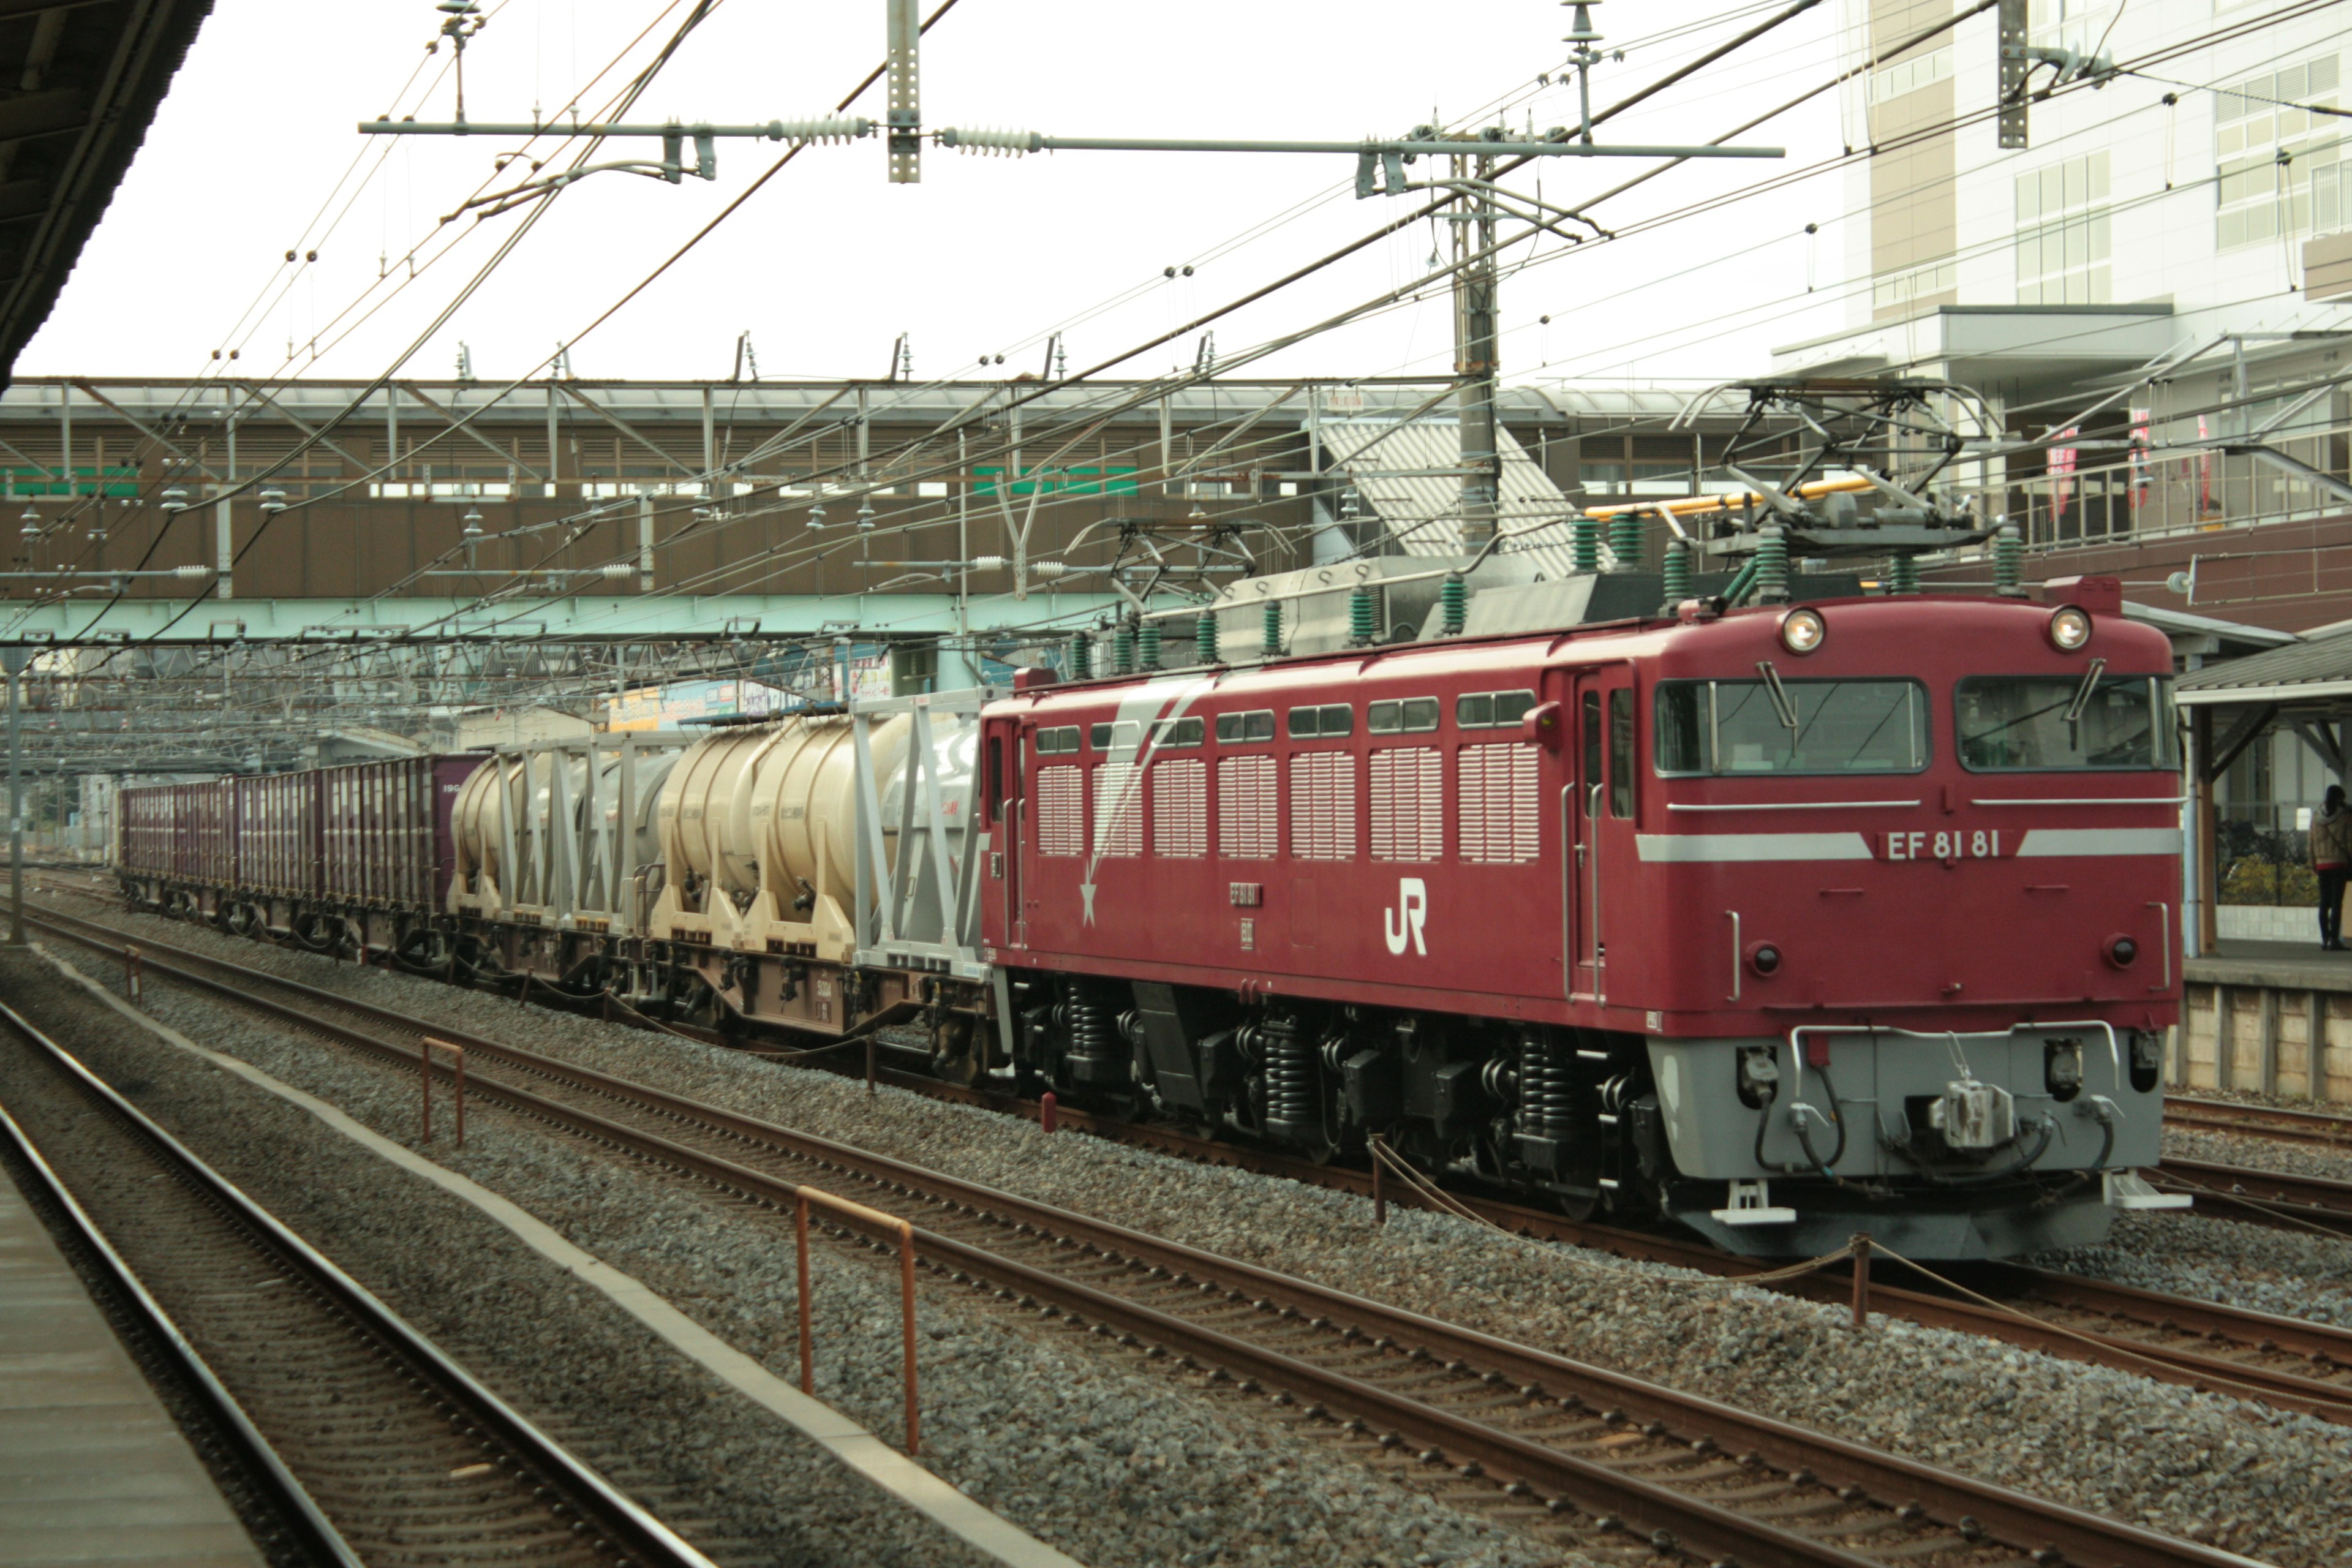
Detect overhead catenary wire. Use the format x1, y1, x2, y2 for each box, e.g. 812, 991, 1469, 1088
18, 0, 2333, 710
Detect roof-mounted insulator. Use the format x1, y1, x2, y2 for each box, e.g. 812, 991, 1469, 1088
767, 117, 873, 145
938, 127, 1042, 157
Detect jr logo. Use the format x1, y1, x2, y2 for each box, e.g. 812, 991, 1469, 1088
1384, 877, 1428, 956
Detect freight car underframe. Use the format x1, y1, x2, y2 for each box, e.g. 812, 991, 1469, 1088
998, 965, 2175, 1260
121, 871, 1002, 1077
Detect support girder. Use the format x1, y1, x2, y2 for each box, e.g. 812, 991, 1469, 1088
0, 590, 1139, 644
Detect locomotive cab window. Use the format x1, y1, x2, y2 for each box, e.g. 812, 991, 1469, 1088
1090, 720, 1142, 752
1955, 675, 2178, 771
1033, 725, 1082, 756
1150, 715, 1205, 748
1458, 690, 1537, 728
1654, 679, 1929, 775
1368, 697, 1440, 734
1287, 704, 1354, 739
1214, 709, 1276, 744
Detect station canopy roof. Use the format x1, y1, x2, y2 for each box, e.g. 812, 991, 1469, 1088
0, 0, 216, 386
2177, 628, 2352, 710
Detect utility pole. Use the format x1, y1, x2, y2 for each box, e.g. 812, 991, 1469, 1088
4, 645, 28, 946
1452, 145, 1501, 549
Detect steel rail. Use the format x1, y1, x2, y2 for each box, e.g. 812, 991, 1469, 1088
2166, 1095, 2352, 1149
29, 893, 2352, 1420
0, 1090, 363, 1568
24, 910, 2272, 1568
0, 993, 720, 1568
2149, 1157, 2352, 1237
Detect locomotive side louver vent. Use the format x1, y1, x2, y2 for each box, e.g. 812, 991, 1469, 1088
1036, 765, 1085, 857
1370, 748, 1443, 862
1218, 755, 1278, 859
1091, 760, 1144, 858
1460, 745, 1540, 864
1290, 752, 1358, 861
1152, 759, 1207, 858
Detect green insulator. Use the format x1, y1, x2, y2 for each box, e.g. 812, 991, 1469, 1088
1113, 623, 1136, 675
1137, 622, 1163, 671
1608, 512, 1644, 572
1069, 633, 1092, 680
1439, 573, 1466, 636
1196, 611, 1219, 665
1261, 599, 1281, 658
1754, 525, 1790, 604
1660, 538, 1692, 608
1888, 554, 1920, 595
1572, 515, 1600, 573
1994, 524, 2023, 595
1348, 584, 1377, 646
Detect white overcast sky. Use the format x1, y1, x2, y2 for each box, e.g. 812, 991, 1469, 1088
21, 0, 1859, 389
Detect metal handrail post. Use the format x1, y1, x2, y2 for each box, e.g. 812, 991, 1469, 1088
793, 1185, 919, 1454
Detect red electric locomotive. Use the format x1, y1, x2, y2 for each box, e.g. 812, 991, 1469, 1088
977, 579, 2182, 1258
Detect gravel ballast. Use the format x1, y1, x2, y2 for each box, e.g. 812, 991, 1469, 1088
32, 895, 2352, 1566
9, 933, 1571, 1568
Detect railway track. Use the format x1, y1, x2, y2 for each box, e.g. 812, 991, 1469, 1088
10, 902, 2279, 1568
30, 887, 2352, 1421
2144, 1157, 2352, 1238
0, 992, 716, 1568
2165, 1094, 2352, 1149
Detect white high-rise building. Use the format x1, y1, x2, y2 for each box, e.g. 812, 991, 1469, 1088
1771, 0, 2350, 622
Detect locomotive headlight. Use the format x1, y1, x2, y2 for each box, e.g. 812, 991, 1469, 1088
1779, 606, 1826, 655
2048, 605, 2094, 651
2105, 933, 2139, 969
1747, 943, 1782, 976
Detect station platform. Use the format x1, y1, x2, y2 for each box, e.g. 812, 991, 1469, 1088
2178, 940, 2352, 1105
2187, 938, 2352, 994
0, 1154, 262, 1567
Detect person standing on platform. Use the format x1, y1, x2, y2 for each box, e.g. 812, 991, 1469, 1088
2314, 785, 2352, 950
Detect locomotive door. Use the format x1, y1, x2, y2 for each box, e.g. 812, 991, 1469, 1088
1566, 665, 1635, 1003
985, 719, 1027, 949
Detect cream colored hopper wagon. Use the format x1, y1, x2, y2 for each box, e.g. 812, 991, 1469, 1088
448, 741, 684, 924
648, 712, 975, 962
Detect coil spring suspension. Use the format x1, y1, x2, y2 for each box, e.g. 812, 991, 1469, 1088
1261, 1017, 1316, 1139
1065, 993, 1112, 1061
1519, 1030, 1574, 1140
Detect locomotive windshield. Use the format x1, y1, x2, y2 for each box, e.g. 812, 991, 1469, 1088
1955, 675, 2179, 771
1654, 679, 1929, 775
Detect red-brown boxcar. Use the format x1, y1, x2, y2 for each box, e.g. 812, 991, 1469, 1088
320, 756, 484, 910
235, 771, 320, 899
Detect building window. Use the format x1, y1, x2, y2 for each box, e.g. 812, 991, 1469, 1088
1577, 461, 1691, 497
1869, 44, 1950, 103
2217, 55, 2342, 251
2015, 153, 2109, 304
1870, 258, 1956, 315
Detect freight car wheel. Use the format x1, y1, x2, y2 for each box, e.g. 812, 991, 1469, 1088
394, 926, 453, 976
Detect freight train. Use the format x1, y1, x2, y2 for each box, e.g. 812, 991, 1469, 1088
115, 576, 2187, 1259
